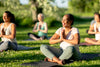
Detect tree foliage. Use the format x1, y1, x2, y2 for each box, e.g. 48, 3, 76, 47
68, 0, 100, 13
2, 0, 21, 10
30, 0, 59, 22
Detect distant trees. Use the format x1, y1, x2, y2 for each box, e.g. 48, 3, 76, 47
0, 0, 3, 6
68, 0, 100, 13
1, 0, 58, 22
2, 0, 21, 10
30, 0, 58, 22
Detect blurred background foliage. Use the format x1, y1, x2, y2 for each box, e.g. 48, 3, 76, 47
0, 0, 100, 28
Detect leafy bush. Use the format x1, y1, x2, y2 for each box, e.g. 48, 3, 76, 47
20, 17, 33, 27
44, 16, 61, 28
0, 16, 3, 23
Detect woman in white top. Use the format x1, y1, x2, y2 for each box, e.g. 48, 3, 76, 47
0, 11, 17, 51
40, 14, 81, 65
79, 13, 100, 45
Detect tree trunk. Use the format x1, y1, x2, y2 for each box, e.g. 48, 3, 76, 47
31, 0, 43, 23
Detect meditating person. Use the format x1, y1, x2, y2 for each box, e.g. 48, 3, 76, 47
40, 14, 81, 65
86, 12, 98, 34
0, 11, 17, 52
79, 13, 100, 45
28, 13, 48, 40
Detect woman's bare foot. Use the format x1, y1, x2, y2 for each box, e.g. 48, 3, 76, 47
44, 57, 64, 65
44, 57, 55, 62
56, 60, 63, 65
0, 50, 3, 52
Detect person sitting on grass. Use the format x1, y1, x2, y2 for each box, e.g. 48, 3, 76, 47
86, 12, 99, 34
79, 13, 100, 45
40, 14, 81, 65
0, 11, 17, 52
28, 13, 48, 41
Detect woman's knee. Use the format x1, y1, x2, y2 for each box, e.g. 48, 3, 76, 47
66, 46, 74, 53
4, 41, 10, 46
28, 33, 33, 37
85, 38, 89, 42
40, 44, 48, 51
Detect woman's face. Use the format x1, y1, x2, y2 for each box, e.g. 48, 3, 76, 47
62, 15, 71, 27
94, 15, 100, 22
3, 13, 11, 22
38, 15, 43, 21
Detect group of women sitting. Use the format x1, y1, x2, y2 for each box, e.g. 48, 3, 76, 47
0, 11, 100, 65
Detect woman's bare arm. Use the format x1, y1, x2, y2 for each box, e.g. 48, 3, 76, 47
88, 24, 96, 34
33, 23, 38, 32
62, 33, 80, 45
1, 24, 16, 39
49, 33, 62, 44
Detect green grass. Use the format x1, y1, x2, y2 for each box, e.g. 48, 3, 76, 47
0, 19, 100, 67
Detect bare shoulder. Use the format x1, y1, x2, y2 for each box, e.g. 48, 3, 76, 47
0, 23, 4, 27
11, 23, 16, 27
91, 23, 95, 27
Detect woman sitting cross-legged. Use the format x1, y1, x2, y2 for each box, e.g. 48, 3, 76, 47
79, 13, 100, 45
28, 13, 48, 41
40, 14, 81, 65
0, 11, 17, 52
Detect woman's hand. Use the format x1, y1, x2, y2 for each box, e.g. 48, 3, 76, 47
1, 28, 5, 35
0, 28, 5, 38
38, 25, 41, 31
61, 29, 65, 41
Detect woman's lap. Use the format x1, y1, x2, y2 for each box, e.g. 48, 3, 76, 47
0, 41, 17, 51
40, 45, 81, 60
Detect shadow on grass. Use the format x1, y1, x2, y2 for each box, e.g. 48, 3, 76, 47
18, 42, 49, 46
0, 53, 45, 63
73, 65, 100, 67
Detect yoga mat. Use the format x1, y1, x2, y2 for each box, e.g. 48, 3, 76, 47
17, 45, 36, 50
23, 39, 35, 41
21, 53, 100, 67
81, 53, 100, 60
79, 43, 92, 46
21, 61, 62, 67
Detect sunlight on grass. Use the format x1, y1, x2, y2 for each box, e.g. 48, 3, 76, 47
0, 20, 100, 67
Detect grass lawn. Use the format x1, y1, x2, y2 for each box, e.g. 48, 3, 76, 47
0, 19, 100, 67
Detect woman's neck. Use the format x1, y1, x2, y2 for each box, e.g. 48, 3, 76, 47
64, 27, 72, 31
39, 21, 44, 24
96, 22, 100, 24
4, 22, 11, 25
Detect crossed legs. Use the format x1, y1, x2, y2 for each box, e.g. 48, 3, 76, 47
40, 45, 80, 65
79, 38, 100, 45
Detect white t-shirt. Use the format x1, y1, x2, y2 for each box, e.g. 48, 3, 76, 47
55, 27, 79, 51
94, 23, 100, 40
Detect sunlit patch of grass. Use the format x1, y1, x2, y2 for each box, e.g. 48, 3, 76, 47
0, 19, 100, 67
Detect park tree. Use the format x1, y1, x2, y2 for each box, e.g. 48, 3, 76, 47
2, 0, 59, 22
1, 0, 67, 23
68, 0, 100, 13
2, 0, 21, 10
0, 0, 3, 7
30, 0, 59, 22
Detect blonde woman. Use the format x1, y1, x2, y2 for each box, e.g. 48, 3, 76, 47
28, 13, 48, 40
